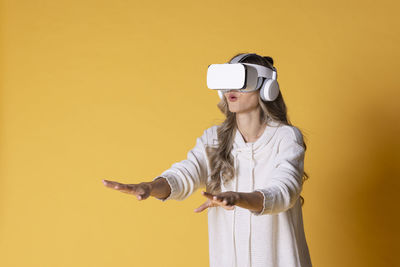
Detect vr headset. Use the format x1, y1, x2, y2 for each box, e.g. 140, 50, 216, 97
206, 53, 280, 101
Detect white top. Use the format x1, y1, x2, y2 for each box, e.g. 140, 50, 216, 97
153, 120, 312, 267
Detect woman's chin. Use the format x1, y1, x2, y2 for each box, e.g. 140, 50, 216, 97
228, 107, 238, 113
229, 106, 256, 114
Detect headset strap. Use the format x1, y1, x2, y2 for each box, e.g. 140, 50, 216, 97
229, 53, 277, 80
229, 53, 256, 64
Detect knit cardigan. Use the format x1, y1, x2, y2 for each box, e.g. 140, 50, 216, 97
153, 120, 313, 267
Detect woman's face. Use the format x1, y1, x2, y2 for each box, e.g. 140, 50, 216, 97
224, 90, 260, 114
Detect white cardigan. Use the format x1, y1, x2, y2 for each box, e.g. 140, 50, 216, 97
153, 120, 313, 267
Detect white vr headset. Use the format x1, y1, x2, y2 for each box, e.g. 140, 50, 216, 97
206, 53, 280, 101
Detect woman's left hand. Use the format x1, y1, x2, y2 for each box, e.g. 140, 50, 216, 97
194, 191, 240, 213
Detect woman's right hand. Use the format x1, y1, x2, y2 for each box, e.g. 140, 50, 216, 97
102, 179, 152, 200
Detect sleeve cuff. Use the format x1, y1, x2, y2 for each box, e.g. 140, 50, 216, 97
250, 189, 275, 216
152, 173, 181, 201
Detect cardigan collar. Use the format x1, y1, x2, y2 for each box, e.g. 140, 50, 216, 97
232, 119, 281, 154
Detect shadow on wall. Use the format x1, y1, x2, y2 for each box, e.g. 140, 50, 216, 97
338, 97, 399, 266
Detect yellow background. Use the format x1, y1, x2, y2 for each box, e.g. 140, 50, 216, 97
1, 0, 399, 266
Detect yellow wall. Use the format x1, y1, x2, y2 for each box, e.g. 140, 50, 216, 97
1, 0, 399, 266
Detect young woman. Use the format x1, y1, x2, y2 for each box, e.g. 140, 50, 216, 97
103, 53, 313, 267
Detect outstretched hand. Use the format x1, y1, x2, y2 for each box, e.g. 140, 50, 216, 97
102, 179, 152, 200
194, 191, 240, 213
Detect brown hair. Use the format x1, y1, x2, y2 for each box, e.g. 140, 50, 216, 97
205, 53, 310, 207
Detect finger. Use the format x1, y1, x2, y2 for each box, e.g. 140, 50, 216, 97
223, 200, 235, 208
215, 198, 235, 210
117, 185, 136, 194
102, 179, 113, 186
212, 196, 228, 205
194, 201, 212, 213
103, 180, 132, 193
215, 199, 228, 207
201, 191, 215, 200
103, 180, 122, 189
210, 200, 233, 211
136, 189, 148, 200
114, 183, 128, 191
213, 195, 224, 202
135, 186, 145, 195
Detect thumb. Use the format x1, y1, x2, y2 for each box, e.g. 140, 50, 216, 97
136, 188, 145, 197
133, 186, 146, 199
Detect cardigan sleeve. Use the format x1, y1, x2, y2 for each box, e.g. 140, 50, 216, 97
251, 127, 305, 215
152, 129, 209, 201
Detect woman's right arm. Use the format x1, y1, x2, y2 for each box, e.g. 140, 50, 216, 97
103, 128, 210, 201
151, 128, 210, 202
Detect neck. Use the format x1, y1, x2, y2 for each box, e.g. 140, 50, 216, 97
235, 107, 267, 143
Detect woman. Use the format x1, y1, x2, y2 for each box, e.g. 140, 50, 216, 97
103, 53, 313, 267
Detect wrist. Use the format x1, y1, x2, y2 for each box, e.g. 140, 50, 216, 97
146, 181, 154, 193
148, 179, 160, 196
149, 177, 171, 200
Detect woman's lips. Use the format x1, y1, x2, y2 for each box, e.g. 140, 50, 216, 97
228, 93, 239, 102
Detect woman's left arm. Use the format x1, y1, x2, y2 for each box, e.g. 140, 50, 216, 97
195, 127, 305, 215
233, 191, 265, 213
196, 128, 305, 215
250, 129, 305, 216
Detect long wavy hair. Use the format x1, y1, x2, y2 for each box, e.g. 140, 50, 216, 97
205, 52, 310, 207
